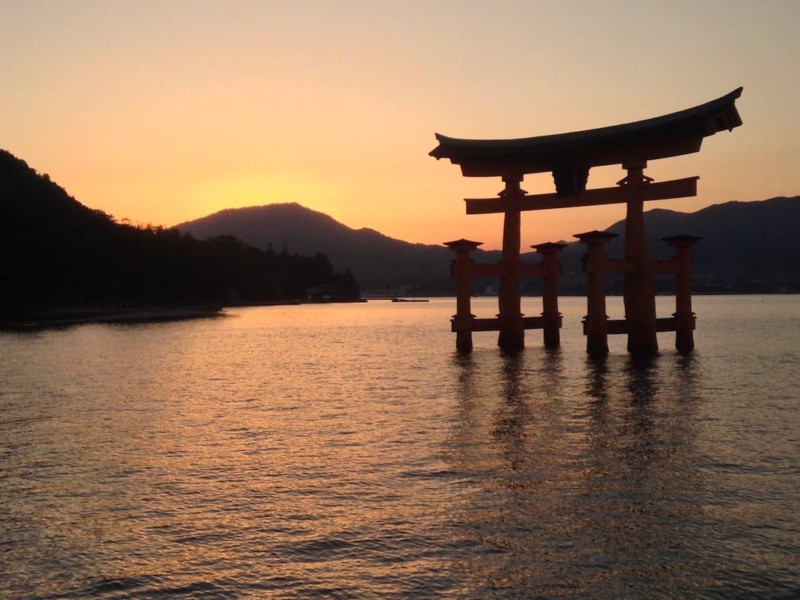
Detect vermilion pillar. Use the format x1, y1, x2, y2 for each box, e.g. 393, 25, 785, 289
497, 175, 525, 351
532, 242, 567, 348
444, 239, 482, 352
622, 163, 659, 355
664, 235, 701, 351
576, 230, 617, 356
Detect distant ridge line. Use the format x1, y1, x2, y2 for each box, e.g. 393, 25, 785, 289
177, 196, 800, 294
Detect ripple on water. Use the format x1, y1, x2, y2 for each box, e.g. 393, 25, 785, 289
1, 297, 798, 598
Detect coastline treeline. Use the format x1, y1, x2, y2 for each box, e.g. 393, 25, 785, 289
0, 149, 359, 320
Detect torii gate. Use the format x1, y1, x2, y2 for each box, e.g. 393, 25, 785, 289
431, 88, 743, 354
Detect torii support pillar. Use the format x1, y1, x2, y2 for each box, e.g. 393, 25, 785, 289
532, 242, 567, 348
444, 239, 482, 352
576, 231, 617, 356
664, 235, 702, 352
622, 163, 659, 356
497, 175, 525, 351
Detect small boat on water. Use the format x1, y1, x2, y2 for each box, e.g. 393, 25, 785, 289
391, 298, 429, 303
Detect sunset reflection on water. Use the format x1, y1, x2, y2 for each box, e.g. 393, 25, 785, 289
1, 297, 798, 598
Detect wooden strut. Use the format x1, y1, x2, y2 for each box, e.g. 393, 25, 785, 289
497, 176, 525, 351
458, 169, 699, 353
574, 231, 616, 356
444, 237, 566, 353
622, 163, 659, 355
573, 232, 701, 355
446, 170, 702, 354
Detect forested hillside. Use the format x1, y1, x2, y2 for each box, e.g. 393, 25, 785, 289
0, 150, 359, 320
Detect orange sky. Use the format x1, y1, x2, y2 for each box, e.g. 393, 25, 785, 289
2, 1, 799, 249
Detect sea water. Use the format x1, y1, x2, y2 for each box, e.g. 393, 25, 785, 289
1, 296, 798, 598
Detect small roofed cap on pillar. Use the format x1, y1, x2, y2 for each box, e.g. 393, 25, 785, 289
574, 230, 618, 243
444, 239, 483, 250
532, 241, 568, 252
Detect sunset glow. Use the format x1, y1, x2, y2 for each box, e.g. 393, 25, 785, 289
3, 0, 799, 249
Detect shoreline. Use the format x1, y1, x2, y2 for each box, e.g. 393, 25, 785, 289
0, 306, 225, 329
0, 298, 366, 329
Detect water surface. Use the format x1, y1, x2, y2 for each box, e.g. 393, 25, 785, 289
1, 296, 798, 598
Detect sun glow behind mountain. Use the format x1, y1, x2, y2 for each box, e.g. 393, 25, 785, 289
185, 172, 341, 222
2, 1, 799, 248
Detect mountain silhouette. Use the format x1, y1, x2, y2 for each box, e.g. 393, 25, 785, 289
607, 198, 800, 277
178, 197, 800, 294
176, 203, 458, 292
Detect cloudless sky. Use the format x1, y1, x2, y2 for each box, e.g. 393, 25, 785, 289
2, 0, 799, 249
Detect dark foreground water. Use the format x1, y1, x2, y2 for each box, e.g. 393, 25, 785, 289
1, 296, 798, 599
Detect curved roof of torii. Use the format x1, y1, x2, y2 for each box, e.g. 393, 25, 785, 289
430, 87, 743, 177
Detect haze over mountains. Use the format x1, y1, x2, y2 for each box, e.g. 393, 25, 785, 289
177, 197, 800, 294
